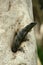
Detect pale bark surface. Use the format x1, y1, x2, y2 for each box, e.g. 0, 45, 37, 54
37, 57, 42, 65
0, 0, 37, 65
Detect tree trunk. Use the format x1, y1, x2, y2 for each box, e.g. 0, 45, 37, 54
0, 0, 37, 65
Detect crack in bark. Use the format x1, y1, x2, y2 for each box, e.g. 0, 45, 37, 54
8, 1, 11, 11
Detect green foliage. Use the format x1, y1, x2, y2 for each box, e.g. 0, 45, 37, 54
37, 45, 43, 65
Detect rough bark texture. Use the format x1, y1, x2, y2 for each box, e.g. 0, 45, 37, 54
0, 0, 37, 65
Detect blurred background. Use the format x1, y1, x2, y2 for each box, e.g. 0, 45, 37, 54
32, 0, 43, 65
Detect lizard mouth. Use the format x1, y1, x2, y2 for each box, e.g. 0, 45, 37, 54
11, 22, 37, 53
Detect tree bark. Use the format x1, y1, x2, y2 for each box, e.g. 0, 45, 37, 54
0, 0, 37, 65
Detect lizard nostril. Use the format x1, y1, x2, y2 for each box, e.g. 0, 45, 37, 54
11, 45, 17, 53
11, 47, 15, 53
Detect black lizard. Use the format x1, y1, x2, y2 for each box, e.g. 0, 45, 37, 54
11, 22, 36, 53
